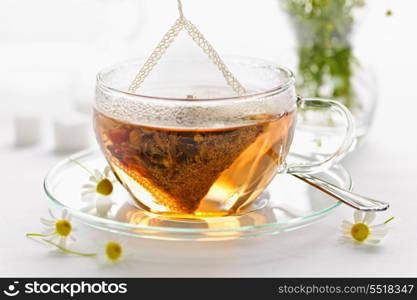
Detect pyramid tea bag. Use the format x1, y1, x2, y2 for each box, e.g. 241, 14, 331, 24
97, 117, 266, 213
95, 1, 295, 216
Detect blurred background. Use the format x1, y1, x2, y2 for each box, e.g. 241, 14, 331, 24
0, 0, 412, 148
0, 0, 403, 116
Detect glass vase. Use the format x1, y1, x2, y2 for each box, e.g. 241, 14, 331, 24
280, 0, 377, 154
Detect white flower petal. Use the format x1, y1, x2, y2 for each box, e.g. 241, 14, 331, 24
96, 253, 112, 265
370, 223, 386, 229
82, 196, 96, 204
340, 231, 350, 237
342, 220, 353, 226
82, 184, 95, 189
363, 212, 376, 225
89, 175, 98, 183
340, 225, 350, 233
371, 228, 388, 237
42, 228, 55, 235
62, 209, 69, 219
372, 227, 388, 233
341, 220, 353, 229
353, 210, 363, 223
81, 198, 94, 204
372, 232, 388, 238
40, 218, 54, 225
81, 191, 95, 198
96, 196, 113, 216
58, 236, 66, 248
48, 208, 57, 220
104, 166, 111, 177
49, 234, 58, 243
340, 230, 350, 237
366, 238, 381, 244
80, 204, 95, 213
94, 169, 103, 180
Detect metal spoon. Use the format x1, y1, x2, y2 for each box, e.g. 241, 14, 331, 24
292, 173, 389, 211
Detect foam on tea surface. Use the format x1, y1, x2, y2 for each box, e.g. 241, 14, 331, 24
95, 83, 297, 129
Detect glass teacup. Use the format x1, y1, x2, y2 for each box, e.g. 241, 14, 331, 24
94, 56, 354, 218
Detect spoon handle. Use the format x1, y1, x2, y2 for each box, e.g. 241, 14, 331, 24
292, 174, 389, 211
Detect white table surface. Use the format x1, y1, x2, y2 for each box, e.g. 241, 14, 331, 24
1, 0, 416, 277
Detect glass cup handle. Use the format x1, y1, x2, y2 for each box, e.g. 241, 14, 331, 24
286, 96, 355, 174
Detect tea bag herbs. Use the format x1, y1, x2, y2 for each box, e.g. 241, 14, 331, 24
101, 122, 266, 214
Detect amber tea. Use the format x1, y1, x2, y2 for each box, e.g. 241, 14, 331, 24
94, 110, 296, 218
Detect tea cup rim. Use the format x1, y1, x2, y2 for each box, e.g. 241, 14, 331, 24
96, 55, 296, 103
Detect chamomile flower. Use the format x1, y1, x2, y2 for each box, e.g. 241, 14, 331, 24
29, 209, 77, 248
69, 157, 116, 217
26, 208, 96, 257
96, 237, 131, 265
340, 211, 393, 245
81, 166, 114, 199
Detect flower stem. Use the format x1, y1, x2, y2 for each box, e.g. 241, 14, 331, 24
26, 233, 97, 257
42, 239, 97, 257
26, 233, 54, 238
384, 217, 395, 224
68, 157, 94, 176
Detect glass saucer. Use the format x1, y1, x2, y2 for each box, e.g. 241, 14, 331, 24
44, 150, 352, 241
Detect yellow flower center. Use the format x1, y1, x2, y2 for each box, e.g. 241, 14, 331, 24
96, 178, 113, 196
105, 242, 123, 261
55, 219, 72, 237
350, 222, 370, 242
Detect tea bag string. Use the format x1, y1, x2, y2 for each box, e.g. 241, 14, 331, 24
128, 0, 247, 96
177, 0, 184, 19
